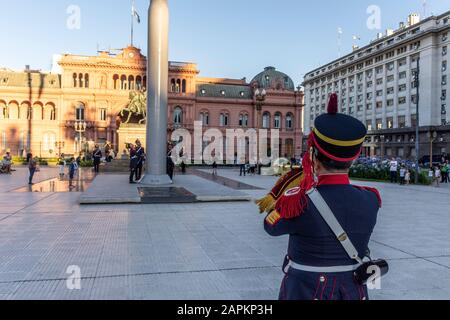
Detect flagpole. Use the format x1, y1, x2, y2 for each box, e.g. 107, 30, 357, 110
131, 0, 134, 46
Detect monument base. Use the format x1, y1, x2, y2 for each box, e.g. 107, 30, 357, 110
140, 174, 173, 185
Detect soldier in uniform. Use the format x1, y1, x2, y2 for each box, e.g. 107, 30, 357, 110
263, 93, 382, 300
92, 145, 102, 174
129, 144, 138, 184
135, 139, 145, 181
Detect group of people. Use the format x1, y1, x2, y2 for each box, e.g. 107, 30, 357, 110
129, 140, 146, 184
58, 154, 80, 189
389, 158, 412, 185
429, 161, 450, 187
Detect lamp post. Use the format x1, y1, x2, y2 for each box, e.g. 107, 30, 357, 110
427, 130, 438, 168
75, 121, 87, 154
254, 88, 267, 128
380, 135, 385, 160
55, 141, 65, 157
414, 55, 421, 184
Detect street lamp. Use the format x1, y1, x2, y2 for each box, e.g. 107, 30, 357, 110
254, 88, 267, 128
75, 121, 87, 154
414, 54, 421, 184
427, 130, 438, 168
55, 141, 65, 157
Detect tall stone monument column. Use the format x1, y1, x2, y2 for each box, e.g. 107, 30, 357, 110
141, 0, 172, 185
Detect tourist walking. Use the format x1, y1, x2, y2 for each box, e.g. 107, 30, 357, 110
58, 154, 66, 177
441, 162, 448, 183
239, 157, 246, 177
28, 154, 37, 185
68, 157, 77, 189
93, 145, 102, 174
389, 157, 398, 183
3, 152, 12, 174
212, 158, 218, 176
447, 161, 450, 183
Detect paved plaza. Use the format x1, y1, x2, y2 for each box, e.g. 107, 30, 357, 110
0, 167, 449, 300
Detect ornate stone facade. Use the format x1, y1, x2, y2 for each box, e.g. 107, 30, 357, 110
0, 46, 304, 159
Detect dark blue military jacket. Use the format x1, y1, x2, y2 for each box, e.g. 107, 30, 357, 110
264, 174, 381, 300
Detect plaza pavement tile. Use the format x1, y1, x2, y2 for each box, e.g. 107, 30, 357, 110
0, 167, 449, 300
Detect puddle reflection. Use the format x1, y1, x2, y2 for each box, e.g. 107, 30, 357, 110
13, 170, 94, 193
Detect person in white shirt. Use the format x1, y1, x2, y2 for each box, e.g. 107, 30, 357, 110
434, 166, 441, 187
389, 158, 398, 183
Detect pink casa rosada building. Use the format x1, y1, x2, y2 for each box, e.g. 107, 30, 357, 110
0, 46, 304, 160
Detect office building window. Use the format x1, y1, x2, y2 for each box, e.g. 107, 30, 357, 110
376, 119, 383, 130
398, 116, 406, 128
100, 108, 107, 121
387, 117, 394, 129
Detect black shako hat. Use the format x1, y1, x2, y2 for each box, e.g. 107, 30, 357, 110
312, 93, 367, 162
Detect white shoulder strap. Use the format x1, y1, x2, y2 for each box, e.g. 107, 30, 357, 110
308, 189, 363, 264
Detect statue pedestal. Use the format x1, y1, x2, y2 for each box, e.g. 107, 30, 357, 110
117, 123, 147, 153
140, 174, 173, 185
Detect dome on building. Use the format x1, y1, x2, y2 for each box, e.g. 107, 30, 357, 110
251, 66, 295, 91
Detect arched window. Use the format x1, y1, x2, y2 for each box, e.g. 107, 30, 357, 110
20, 102, 31, 120
239, 113, 249, 127
170, 79, 176, 92
120, 75, 127, 90
7, 101, 19, 120
0, 100, 7, 119
220, 113, 229, 127
136, 76, 142, 90
176, 79, 181, 93
200, 112, 209, 126
173, 106, 183, 125
73, 73, 78, 87
262, 112, 270, 129
143, 76, 147, 89
274, 112, 282, 129
182, 79, 187, 93
78, 73, 84, 88
84, 74, 89, 88
128, 75, 135, 90
32, 102, 43, 120
113, 74, 119, 90
44, 103, 56, 121
75, 102, 85, 121
286, 113, 294, 130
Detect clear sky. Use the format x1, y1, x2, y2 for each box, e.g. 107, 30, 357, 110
0, 0, 449, 85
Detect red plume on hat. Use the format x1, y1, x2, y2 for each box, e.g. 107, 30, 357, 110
274, 93, 339, 220
327, 93, 338, 114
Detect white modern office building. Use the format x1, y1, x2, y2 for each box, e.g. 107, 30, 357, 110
303, 11, 450, 160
